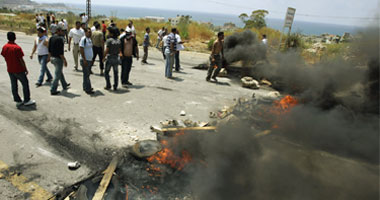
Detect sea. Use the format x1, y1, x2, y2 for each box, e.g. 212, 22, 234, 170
62, 4, 361, 36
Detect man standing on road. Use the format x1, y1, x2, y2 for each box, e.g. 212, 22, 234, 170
50, 20, 57, 36
48, 27, 70, 95
68, 21, 85, 71
91, 23, 105, 75
126, 20, 136, 37
156, 27, 165, 49
101, 20, 107, 41
141, 27, 150, 64
164, 28, 177, 78
120, 30, 139, 86
206, 32, 224, 82
80, 28, 95, 94
103, 27, 121, 91
30, 27, 53, 87
1, 32, 36, 107
175, 30, 184, 72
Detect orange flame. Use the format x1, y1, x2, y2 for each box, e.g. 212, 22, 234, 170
271, 95, 298, 114
147, 139, 192, 171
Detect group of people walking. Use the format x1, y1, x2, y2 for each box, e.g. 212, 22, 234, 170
1, 13, 226, 108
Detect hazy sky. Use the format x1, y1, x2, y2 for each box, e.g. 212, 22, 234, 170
36, 0, 379, 26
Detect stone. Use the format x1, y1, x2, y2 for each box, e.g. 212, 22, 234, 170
241, 77, 260, 89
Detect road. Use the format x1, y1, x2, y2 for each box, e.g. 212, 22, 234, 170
0, 30, 257, 198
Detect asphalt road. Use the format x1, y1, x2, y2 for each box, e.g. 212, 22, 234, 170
0, 30, 257, 197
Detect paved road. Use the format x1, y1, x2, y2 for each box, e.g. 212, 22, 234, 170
0, 30, 259, 197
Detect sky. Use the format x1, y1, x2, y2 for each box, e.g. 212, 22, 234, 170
35, 0, 379, 26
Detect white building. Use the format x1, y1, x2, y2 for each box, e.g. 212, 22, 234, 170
144, 16, 165, 23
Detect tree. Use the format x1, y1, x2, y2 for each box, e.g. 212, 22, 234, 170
239, 9, 269, 29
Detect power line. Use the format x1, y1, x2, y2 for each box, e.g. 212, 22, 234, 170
207, 0, 379, 21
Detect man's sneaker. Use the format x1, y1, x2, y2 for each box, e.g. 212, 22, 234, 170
74, 67, 78, 71
51, 91, 60, 95
212, 77, 218, 82
46, 79, 52, 82
35, 83, 42, 87
63, 83, 71, 90
16, 102, 23, 107
126, 82, 133, 86
86, 91, 95, 95
104, 86, 111, 90
24, 99, 36, 106
206, 77, 211, 82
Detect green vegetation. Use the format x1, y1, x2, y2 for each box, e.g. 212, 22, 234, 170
239, 10, 269, 29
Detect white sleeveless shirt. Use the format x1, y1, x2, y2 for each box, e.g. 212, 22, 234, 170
37, 36, 49, 56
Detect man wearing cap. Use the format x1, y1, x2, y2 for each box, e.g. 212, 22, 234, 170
1, 32, 36, 107
120, 30, 139, 86
68, 21, 85, 71
30, 27, 53, 87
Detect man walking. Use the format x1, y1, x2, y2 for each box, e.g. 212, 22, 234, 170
1, 32, 36, 107
164, 28, 177, 78
50, 20, 57, 36
80, 28, 94, 94
30, 27, 53, 87
120, 30, 139, 86
206, 32, 224, 82
156, 27, 165, 49
103, 27, 121, 91
141, 27, 150, 64
68, 21, 85, 71
91, 23, 105, 75
48, 27, 70, 95
101, 20, 107, 41
175, 29, 184, 72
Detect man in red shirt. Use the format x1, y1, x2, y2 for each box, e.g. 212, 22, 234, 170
1, 32, 36, 107
102, 20, 107, 41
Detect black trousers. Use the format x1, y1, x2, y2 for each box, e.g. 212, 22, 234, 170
92, 46, 104, 70
8, 72, 30, 103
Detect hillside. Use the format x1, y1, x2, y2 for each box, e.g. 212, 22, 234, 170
0, 0, 37, 5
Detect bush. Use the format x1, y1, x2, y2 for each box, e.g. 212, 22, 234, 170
208, 38, 215, 50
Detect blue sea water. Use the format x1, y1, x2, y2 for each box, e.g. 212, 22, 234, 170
65, 4, 361, 36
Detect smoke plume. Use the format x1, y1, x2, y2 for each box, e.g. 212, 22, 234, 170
185, 27, 379, 199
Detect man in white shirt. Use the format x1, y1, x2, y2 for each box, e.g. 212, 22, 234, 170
81, 14, 88, 26
156, 27, 165, 48
125, 20, 136, 37
262, 34, 268, 45
68, 21, 85, 71
61, 19, 69, 43
79, 28, 94, 94
90, 21, 98, 32
175, 30, 184, 72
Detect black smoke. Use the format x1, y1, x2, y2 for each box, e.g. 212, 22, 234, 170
184, 27, 379, 199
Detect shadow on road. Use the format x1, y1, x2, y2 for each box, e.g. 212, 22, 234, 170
17, 104, 37, 111
169, 77, 184, 82
128, 85, 145, 89
89, 90, 105, 97
61, 91, 81, 99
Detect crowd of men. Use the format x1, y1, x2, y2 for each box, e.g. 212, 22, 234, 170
1, 13, 227, 108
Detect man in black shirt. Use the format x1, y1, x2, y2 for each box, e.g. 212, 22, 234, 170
48, 27, 70, 95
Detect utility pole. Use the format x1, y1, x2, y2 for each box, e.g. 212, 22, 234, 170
86, 0, 91, 19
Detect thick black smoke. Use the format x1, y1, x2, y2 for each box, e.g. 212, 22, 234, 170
184, 27, 379, 199
224, 30, 267, 65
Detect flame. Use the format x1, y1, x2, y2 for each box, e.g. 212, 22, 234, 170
271, 95, 298, 114
147, 139, 192, 171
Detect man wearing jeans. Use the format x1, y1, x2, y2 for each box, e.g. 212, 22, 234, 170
30, 27, 53, 87
206, 32, 224, 82
1, 32, 36, 107
103, 27, 121, 91
141, 27, 150, 64
48, 27, 70, 95
120, 30, 139, 86
68, 21, 85, 71
80, 28, 94, 94
164, 28, 177, 78
91, 23, 104, 75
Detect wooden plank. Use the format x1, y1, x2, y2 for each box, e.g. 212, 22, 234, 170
92, 157, 119, 200
161, 126, 217, 132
